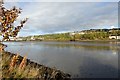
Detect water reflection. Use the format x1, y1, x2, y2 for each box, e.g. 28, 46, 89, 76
78, 57, 118, 78
112, 50, 118, 55
4, 41, 119, 78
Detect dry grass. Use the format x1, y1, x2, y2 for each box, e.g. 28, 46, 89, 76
9, 54, 19, 71
19, 56, 26, 70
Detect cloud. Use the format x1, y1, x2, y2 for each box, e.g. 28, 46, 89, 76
4, 2, 118, 36
4, 0, 120, 2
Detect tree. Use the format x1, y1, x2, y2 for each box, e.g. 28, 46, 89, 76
0, 0, 28, 41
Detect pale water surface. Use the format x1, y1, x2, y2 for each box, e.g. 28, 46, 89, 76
3, 41, 119, 78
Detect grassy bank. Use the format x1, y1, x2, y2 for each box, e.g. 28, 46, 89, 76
5, 39, 120, 43
0, 44, 71, 79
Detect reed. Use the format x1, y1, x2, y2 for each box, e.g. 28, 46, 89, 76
1, 51, 71, 79
19, 56, 26, 70
9, 54, 19, 71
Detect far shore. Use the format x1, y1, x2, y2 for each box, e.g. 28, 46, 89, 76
2, 39, 120, 43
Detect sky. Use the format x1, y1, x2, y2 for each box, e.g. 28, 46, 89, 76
3, 0, 119, 37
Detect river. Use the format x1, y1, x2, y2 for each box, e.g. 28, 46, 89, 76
3, 41, 119, 78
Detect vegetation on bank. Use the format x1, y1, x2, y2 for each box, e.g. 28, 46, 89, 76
18, 28, 120, 41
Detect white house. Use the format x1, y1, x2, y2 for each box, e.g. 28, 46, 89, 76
31, 36, 35, 40
78, 32, 85, 34
109, 35, 120, 39
16, 38, 23, 41
69, 32, 76, 36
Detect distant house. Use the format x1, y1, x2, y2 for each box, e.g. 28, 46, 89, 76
16, 38, 22, 41
78, 32, 85, 34
31, 36, 35, 40
10, 37, 22, 41
38, 37, 44, 40
69, 32, 76, 36
10, 38, 15, 41
69, 31, 85, 35
109, 35, 120, 39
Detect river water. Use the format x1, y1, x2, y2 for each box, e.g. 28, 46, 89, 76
3, 41, 119, 78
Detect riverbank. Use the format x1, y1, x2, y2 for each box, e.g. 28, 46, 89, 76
3, 39, 120, 43
0, 44, 71, 79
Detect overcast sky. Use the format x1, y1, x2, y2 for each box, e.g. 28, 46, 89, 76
4, 0, 119, 37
